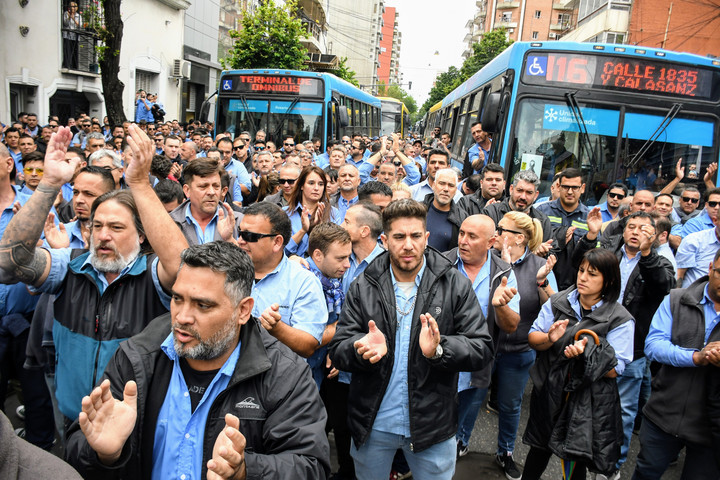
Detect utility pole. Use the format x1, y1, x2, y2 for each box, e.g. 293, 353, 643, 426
662, 2, 673, 49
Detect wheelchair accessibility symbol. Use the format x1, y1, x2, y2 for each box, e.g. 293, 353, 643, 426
222, 79, 233, 91
526, 56, 547, 76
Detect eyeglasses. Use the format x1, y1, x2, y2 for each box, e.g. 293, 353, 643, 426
708, 201, 720, 208
497, 226, 523, 236
342, 140, 350, 144
608, 192, 626, 199
256, 146, 265, 151
23, 167, 43, 175
234, 145, 246, 150
279, 178, 297, 185
559, 184, 582, 191
238, 230, 276, 243
681, 196, 700, 203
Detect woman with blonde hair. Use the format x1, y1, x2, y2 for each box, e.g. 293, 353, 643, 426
486, 211, 558, 478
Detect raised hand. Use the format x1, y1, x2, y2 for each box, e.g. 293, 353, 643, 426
299, 205, 311, 233
500, 236, 512, 263
124, 124, 154, 186
548, 319, 569, 343
419, 313, 441, 358
705, 162, 718, 184
564, 337, 588, 358
675, 158, 685, 180
44, 212, 70, 248
492, 276, 517, 308
534, 238, 554, 257
259, 304, 282, 332
564, 225, 577, 245
536, 254, 557, 283
354, 320, 387, 364
43, 127, 79, 188
586, 207, 603, 237
78, 379, 137, 465
638, 224, 657, 256
217, 202, 236, 242
207, 414, 247, 480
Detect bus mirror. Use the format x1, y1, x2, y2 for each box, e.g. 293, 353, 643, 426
480, 92, 501, 133
199, 100, 211, 124
338, 106, 349, 127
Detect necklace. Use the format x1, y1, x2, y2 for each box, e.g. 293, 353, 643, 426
395, 294, 417, 316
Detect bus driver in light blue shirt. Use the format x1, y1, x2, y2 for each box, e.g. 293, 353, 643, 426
236, 202, 328, 359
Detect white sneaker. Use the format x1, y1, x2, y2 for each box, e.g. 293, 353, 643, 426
596, 471, 620, 480
15, 405, 25, 421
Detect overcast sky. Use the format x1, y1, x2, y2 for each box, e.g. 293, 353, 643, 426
386, 0, 478, 105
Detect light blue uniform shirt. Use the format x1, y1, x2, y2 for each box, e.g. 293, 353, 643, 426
410, 180, 463, 203
457, 251, 520, 392
41, 220, 86, 249
656, 242, 677, 273
530, 290, 635, 375
346, 157, 375, 185
251, 255, 327, 343
226, 159, 252, 201
676, 227, 720, 288
342, 244, 385, 294
671, 209, 714, 239
335, 195, 358, 222
373, 261, 426, 436
598, 202, 617, 223
184, 204, 218, 244
315, 152, 330, 169
152, 334, 241, 480
618, 246, 641, 302
645, 285, 720, 367
284, 203, 342, 257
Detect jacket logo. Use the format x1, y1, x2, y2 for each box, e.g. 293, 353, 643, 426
235, 397, 260, 410
434, 307, 441, 316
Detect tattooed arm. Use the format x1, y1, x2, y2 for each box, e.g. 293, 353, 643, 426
0, 127, 80, 287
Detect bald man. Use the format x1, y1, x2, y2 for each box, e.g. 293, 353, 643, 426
423, 168, 464, 251
600, 190, 655, 245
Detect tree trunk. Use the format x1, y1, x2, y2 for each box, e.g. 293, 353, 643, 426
99, 0, 125, 125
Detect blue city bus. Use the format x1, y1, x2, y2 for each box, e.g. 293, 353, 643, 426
424, 41, 720, 200
378, 97, 410, 137
211, 69, 381, 150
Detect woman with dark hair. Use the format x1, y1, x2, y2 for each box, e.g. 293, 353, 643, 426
284, 165, 341, 256
522, 249, 635, 480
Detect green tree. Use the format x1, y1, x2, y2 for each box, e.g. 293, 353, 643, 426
222, 0, 309, 70
332, 57, 359, 86
420, 66, 462, 113
460, 28, 513, 80
385, 85, 417, 114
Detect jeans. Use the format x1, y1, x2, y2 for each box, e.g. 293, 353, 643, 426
632, 418, 720, 480
456, 387, 487, 446
456, 350, 535, 454
351, 429, 456, 480
494, 350, 535, 455
616, 356, 646, 468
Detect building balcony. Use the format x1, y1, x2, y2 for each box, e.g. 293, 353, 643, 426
497, 1, 520, 9
497, 20, 518, 28
552, 2, 574, 10
297, 0, 327, 27
549, 21, 571, 30
464, 32, 473, 42
61, 28, 101, 75
472, 31, 483, 41
476, 0, 485, 7
474, 12, 486, 25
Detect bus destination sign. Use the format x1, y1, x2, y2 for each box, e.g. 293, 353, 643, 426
523, 52, 715, 100
221, 75, 324, 97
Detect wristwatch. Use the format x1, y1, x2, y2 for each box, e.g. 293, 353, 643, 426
537, 278, 549, 288
428, 344, 443, 360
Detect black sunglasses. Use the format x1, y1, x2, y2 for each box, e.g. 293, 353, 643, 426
497, 226, 523, 236
239, 230, 276, 243
608, 192, 626, 199
682, 196, 700, 203
234, 145, 246, 150
708, 201, 720, 208
279, 178, 297, 185
284, 142, 295, 146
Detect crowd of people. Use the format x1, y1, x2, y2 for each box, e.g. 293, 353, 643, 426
0, 112, 719, 480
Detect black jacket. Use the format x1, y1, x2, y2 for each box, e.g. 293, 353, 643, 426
456, 191, 507, 219
65, 314, 330, 480
328, 247, 494, 452
573, 233, 674, 359
482, 198, 554, 244
524, 288, 632, 474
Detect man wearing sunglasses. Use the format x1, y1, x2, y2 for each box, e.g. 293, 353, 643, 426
237, 202, 328, 359
281, 135, 296, 155
598, 183, 629, 222
599, 189, 655, 247
263, 165, 300, 208
671, 188, 720, 240
20, 151, 45, 194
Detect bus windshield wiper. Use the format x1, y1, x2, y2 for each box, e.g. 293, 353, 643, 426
272, 97, 300, 141
625, 103, 683, 170
238, 95, 259, 132
564, 92, 598, 173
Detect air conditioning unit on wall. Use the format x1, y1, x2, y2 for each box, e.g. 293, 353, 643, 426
171, 59, 191, 78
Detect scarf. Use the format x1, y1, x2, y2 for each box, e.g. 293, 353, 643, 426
308, 263, 344, 316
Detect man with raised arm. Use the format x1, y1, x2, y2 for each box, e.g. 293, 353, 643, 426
0, 125, 189, 422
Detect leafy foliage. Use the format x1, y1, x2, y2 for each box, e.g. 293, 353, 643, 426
420, 66, 462, 113
385, 85, 417, 114
332, 57, 359, 86
222, 0, 309, 70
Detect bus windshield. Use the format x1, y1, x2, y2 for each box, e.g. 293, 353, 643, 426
381, 102, 402, 135
216, 98, 324, 145
509, 97, 717, 202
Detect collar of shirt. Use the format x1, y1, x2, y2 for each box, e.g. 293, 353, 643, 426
255, 254, 288, 286
458, 250, 492, 315
65, 220, 86, 248
513, 247, 530, 266
551, 198, 587, 217
77, 253, 145, 294
338, 195, 358, 208
160, 331, 241, 370
343, 243, 385, 294
699, 284, 720, 343
567, 289, 604, 319
389, 256, 426, 292
184, 203, 219, 243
